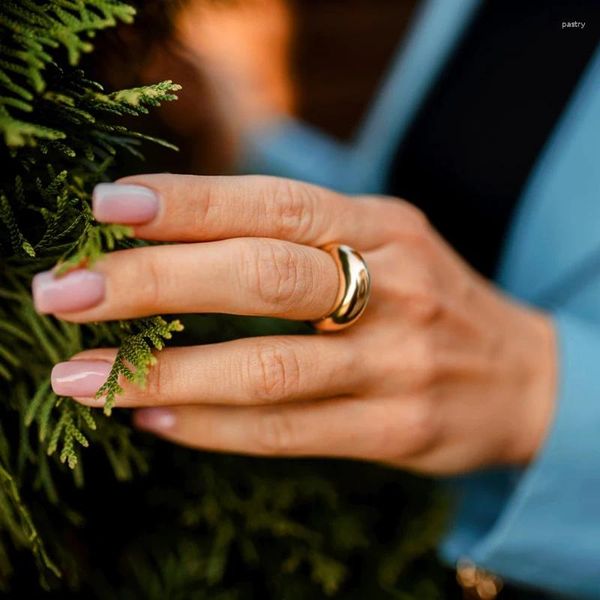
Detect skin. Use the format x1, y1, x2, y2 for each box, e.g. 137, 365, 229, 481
40, 173, 557, 475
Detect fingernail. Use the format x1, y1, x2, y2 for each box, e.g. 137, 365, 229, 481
51, 360, 112, 397
32, 270, 105, 314
134, 408, 176, 431
93, 183, 159, 224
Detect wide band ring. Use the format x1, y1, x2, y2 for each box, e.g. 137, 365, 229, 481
312, 243, 371, 332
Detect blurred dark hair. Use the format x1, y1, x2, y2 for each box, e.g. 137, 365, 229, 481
90, 0, 188, 87
87, 0, 213, 174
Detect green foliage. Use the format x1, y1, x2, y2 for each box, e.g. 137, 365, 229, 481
0, 0, 182, 589
0, 0, 136, 146
0, 459, 61, 586
97, 317, 184, 415
0, 1, 449, 597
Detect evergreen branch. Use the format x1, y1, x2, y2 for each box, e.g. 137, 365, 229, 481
0, 105, 65, 147
0, 192, 35, 256
108, 80, 182, 113
96, 317, 184, 415
56, 221, 133, 273
0, 0, 187, 589
0, 461, 61, 586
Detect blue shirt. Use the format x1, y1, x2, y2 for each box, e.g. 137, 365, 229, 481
239, 1, 600, 596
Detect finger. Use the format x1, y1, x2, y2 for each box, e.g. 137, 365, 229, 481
93, 174, 410, 249
52, 335, 368, 407
33, 237, 340, 322
131, 395, 431, 462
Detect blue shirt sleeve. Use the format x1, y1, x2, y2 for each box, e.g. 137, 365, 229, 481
238, 117, 356, 192
441, 311, 600, 598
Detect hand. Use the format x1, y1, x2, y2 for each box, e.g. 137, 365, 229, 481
33, 175, 557, 475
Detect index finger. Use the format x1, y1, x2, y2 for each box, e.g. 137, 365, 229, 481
92, 174, 401, 249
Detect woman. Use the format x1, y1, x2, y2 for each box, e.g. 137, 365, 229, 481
32, 0, 600, 596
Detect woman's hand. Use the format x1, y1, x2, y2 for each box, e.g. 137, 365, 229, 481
33, 175, 556, 475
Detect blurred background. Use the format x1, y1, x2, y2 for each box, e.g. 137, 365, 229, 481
96, 0, 418, 174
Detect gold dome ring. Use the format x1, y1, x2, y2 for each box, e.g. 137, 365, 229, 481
312, 244, 371, 332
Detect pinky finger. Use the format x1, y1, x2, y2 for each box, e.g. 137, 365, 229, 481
132, 396, 433, 463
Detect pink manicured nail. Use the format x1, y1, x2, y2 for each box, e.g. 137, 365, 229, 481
51, 360, 111, 397
134, 408, 176, 431
93, 183, 159, 224
32, 270, 105, 314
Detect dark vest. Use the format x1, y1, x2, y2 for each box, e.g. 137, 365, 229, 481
386, 0, 599, 278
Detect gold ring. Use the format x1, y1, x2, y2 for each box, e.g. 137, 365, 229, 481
312, 243, 371, 332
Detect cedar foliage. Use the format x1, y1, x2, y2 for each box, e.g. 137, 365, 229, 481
0, 1, 448, 597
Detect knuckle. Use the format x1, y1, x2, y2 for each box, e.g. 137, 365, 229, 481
143, 355, 167, 401
137, 253, 166, 312
254, 410, 298, 455
270, 177, 319, 240
248, 340, 302, 403
402, 396, 439, 456
396, 201, 431, 233
191, 177, 219, 231
405, 275, 443, 324
370, 407, 404, 458
368, 396, 438, 461
248, 240, 309, 312
390, 202, 436, 251
411, 333, 440, 386
381, 241, 443, 324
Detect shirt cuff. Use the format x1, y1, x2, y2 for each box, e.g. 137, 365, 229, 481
441, 311, 600, 598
